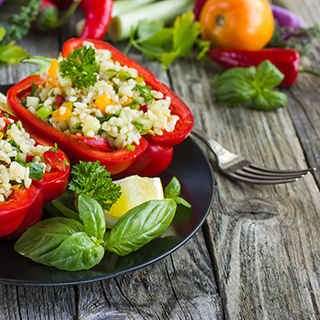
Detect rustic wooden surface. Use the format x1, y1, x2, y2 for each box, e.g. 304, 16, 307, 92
0, 0, 320, 319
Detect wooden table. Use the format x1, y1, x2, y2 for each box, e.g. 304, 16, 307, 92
1, 0, 320, 319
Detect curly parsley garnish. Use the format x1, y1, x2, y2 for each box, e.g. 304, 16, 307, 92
58, 46, 98, 90
68, 161, 121, 211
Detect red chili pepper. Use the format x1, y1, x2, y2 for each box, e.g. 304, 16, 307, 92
33, 0, 80, 32
0, 111, 70, 238
71, 135, 113, 152
207, 48, 320, 87
7, 38, 194, 177
51, 0, 113, 39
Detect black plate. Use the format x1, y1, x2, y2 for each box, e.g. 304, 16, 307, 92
0, 84, 214, 286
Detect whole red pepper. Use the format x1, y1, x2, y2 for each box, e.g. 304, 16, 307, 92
0, 111, 70, 239
51, 0, 113, 39
7, 38, 194, 177
207, 48, 320, 87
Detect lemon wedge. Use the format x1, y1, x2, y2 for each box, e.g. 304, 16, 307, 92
105, 175, 164, 229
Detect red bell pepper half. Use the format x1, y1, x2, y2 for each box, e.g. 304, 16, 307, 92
0, 111, 70, 238
8, 38, 194, 177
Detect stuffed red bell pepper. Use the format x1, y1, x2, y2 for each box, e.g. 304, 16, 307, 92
8, 38, 194, 177
0, 110, 70, 238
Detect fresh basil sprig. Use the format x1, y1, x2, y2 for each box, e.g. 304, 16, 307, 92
14, 194, 106, 271
15, 173, 192, 270
212, 60, 288, 111
104, 199, 177, 256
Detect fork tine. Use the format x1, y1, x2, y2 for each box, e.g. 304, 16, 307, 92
249, 164, 315, 175
228, 172, 299, 184
242, 167, 309, 178
236, 169, 306, 180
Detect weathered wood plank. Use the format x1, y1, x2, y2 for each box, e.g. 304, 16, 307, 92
166, 1, 320, 318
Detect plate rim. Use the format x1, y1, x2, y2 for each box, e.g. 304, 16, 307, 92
0, 84, 214, 286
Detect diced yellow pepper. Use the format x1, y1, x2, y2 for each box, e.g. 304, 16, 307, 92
122, 97, 133, 107
48, 58, 58, 80
52, 101, 73, 122
95, 93, 114, 114
135, 76, 144, 83
12, 185, 20, 191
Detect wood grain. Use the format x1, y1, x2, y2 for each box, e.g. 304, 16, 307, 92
0, 1, 320, 319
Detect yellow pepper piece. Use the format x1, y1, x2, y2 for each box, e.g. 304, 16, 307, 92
52, 101, 73, 123
95, 93, 114, 114
135, 76, 144, 83
48, 58, 58, 79
122, 97, 133, 107
12, 185, 20, 191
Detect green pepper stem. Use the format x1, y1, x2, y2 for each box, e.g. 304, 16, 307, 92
52, 0, 81, 28
299, 66, 320, 78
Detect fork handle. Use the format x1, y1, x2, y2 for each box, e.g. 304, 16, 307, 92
191, 128, 230, 159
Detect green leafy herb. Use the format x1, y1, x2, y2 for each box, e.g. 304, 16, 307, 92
8, 139, 22, 152
68, 161, 121, 211
0, 0, 41, 46
212, 60, 288, 111
126, 99, 140, 109
164, 176, 191, 208
126, 11, 210, 71
30, 82, 37, 96
104, 199, 177, 256
14, 195, 106, 271
133, 84, 153, 102
29, 163, 44, 181
50, 143, 59, 153
0, 41, 28, 64
133, 121, 144, 132
268, 23, 320, 55
59, 45, 98, 90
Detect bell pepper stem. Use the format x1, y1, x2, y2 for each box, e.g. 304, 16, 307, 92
299, 66, 320, 78
53, 0, 81, 28
20, 55, 53, 76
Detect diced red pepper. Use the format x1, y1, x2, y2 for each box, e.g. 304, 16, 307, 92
43, 149, 68, 171
0, 110, 70, 238
55, 94, 66, 107
26, 154, 35, 162
71, 135, 113, 152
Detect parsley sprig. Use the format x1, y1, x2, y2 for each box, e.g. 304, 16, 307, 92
58, 46, 98, 90
125, 11, 210, 71
68, 161, 121, 211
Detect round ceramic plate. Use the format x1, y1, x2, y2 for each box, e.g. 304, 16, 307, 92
0, 84, 214, 286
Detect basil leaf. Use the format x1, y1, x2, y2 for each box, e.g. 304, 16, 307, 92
255, 60, 285, 89
251, 90, 288, 110
48, 199, 81, 222
105, 199, 177, 256
215, 80, 257, 105
78, 194, 106, 240
14, 217, 85, 266
171, 195, 192, 208
213, 66, 256, 88
164, 176, 181, 198
50, 232, 105, 271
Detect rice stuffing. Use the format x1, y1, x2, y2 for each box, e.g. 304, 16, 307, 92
0, 116, 52, 202
24, 41, 180, 150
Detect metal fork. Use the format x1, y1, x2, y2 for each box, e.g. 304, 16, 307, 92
191, 128, 316, 184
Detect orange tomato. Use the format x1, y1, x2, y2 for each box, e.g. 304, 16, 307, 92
199, 0, 274, 50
